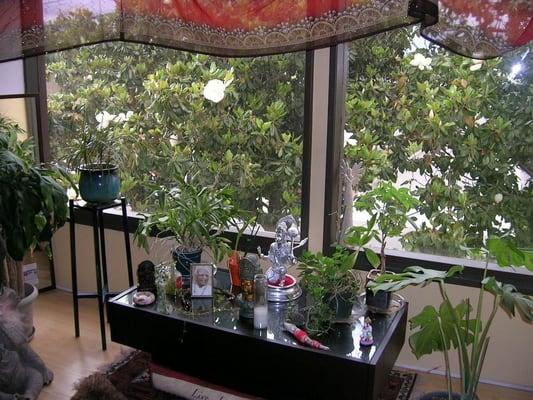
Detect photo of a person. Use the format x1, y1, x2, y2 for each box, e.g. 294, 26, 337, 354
191, 264, 213, 297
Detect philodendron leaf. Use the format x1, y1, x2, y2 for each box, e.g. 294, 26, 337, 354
367, 265, 464, 293
409, 305, 444, 359
487, 237, 531, 270
483, 277, 533, 322
439, 299, 476, 349
409, 300, 475, 359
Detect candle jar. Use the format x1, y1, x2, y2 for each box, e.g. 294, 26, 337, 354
253, 274, 268, 329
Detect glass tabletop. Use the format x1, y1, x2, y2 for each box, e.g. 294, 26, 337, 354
112, 269, 405, 363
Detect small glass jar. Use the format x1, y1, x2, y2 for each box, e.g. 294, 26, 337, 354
253, 274, 268, 329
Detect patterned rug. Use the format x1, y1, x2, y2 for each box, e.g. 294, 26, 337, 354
72, 351, 417, 400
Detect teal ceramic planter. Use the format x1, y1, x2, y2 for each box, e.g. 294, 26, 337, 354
79, 164, 120, 204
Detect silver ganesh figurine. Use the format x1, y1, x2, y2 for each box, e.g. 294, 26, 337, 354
259, 215, 307, 286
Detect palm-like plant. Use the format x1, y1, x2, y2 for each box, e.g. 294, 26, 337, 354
135, 173, 240, 264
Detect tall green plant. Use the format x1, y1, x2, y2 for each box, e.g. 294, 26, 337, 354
346, 28, 533, 253
134, 173, 240, 263
369, 237, 533, 400
0, 130, 68, 296
46, 13, 304, 228
353, 181, 419, 273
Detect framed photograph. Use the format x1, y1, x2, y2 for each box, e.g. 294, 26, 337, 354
190, 263, 214, 298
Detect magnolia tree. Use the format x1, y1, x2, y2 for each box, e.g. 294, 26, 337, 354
47, 11, 531, 252
344, 29, 532, 254
47, 13, 304, 229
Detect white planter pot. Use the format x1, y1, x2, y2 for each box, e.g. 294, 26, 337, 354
17, 283, 38, 342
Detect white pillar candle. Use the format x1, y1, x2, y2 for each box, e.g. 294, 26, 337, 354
253, 305, 268, 329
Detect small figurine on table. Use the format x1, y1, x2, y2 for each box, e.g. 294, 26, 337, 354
238, 254, 262, 319
360, 317, 374, 346
137, 260, 156, 293
134, 260, 157, 306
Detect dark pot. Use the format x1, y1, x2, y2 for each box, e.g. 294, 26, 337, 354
328, 293, 354, 319
79, 164, 120, 204
172, 248, 202, 281
365, 269, 392, 313
418, 392, 462, 400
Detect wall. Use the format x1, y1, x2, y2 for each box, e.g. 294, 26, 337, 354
0, 97, 29, 134
0, 60, 25, 95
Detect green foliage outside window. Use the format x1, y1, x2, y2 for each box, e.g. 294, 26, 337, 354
345, 29, 532, 254
46, 10, 304, 229
46, 10, 532, 257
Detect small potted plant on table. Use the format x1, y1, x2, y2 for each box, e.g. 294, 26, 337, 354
298, 222, 378, 335
353, 181, 419, 312
369, 236, 533, 400
135, 173, 240, 284
298, 246, 363, 334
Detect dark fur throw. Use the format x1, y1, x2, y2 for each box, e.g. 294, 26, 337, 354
71, 373, 127, 400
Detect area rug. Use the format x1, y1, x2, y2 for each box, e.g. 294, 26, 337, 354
73, 351, 417, 400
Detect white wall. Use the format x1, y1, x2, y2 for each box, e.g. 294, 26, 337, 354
0, 60, 25, 95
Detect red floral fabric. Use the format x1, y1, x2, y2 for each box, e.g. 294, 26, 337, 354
0, 0, 531, 62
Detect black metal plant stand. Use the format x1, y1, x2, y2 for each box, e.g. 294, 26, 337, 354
69, 197, 134, 351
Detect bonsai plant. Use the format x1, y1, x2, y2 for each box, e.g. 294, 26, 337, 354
298, 221, 378, 335
298, 246, 363, 334
135, 173, 240, 280
353, 181, 419, 310
65, 110, 131, 203
0, 126, 68, 337
369, 236, 533, 400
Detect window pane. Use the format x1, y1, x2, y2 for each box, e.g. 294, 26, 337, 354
344, 28, 532, 259
47, 39, 304, 231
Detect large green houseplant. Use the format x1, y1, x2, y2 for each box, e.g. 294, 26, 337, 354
135, 173, 240, 278
369, 236, 533, 400
0, 126, 68, 334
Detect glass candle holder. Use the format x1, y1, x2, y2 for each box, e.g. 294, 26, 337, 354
253, 274, 268, 329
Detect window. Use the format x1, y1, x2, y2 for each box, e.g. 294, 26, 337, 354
343, 28, 532, 262
46, 15, 305, 232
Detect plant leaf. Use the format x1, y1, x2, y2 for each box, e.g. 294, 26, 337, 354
487, 237, 530, 270
483, 276, 533, 322
364, 248, 380, 268
368, 265, 464, 293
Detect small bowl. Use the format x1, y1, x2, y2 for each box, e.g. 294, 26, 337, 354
133, 291, 155, 306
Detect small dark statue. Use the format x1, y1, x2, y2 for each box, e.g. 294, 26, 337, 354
0, 288, 53, 399
136, 260, 156, 294
238, 254, 262, 319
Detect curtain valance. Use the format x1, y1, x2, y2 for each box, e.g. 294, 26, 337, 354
0, 0, 531, 62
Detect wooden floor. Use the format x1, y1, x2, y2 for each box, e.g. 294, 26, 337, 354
31, 290, 532, 400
